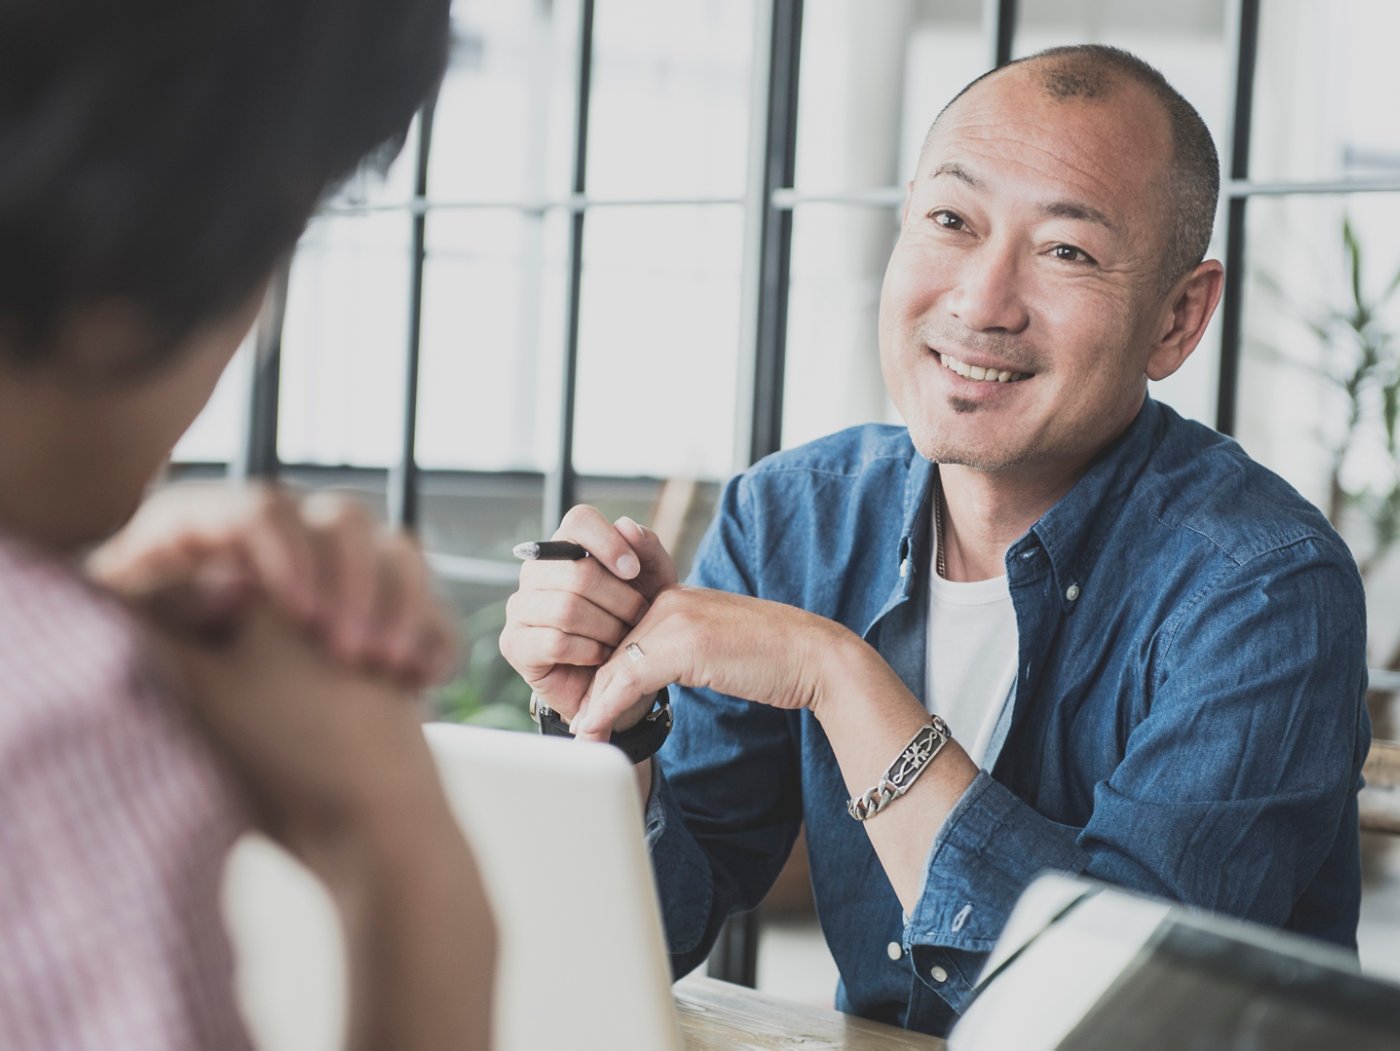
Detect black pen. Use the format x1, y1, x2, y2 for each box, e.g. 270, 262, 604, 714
512, 540, 590, 561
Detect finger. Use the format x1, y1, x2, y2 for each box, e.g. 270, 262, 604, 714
507, 588, 633, 649
573, 635, 676, 741
518, 556, 650, 626
372, 542, 460, 689
91, 536, 205, 598
528, 664, 599, 723
614, 516, 679, 596
368, 535, 427, 667
89, 507, 233, 595
301, 493, 379, 659
135, 551, 255, 640
498, 624, 612, 681
555, 504, 641, 581
414, 608, 459, 687
238, 486, 320, 622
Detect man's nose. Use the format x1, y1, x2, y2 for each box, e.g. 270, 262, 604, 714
945, 239, 1030, 334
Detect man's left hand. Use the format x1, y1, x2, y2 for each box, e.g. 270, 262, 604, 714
571, 585, 847, 741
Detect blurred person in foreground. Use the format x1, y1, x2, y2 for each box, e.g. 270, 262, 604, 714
0, 2, 493, 1047
500, 45, 1370, 1037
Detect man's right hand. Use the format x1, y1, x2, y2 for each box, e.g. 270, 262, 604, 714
498, 505, 677, 729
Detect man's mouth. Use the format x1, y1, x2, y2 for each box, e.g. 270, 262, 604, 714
937, 352, 1031, 384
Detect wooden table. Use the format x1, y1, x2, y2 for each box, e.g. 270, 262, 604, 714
675, 977, 946, 1050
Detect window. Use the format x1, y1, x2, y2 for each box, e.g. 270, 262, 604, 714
173, 0, 1400, 981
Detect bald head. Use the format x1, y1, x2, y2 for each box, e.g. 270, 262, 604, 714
922, 45, 1219, 287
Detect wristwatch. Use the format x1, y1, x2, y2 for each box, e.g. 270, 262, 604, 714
529, 692, 673, 764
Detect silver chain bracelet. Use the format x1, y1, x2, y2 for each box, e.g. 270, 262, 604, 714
846, 716, 952, 821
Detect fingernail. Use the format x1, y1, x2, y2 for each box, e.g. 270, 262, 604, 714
617, 516, 647, 541
616, 553, 640, 579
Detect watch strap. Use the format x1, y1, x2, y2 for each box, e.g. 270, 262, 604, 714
529, 692, 673, 764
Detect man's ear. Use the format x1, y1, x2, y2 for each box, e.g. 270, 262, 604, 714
1146, 259, 1224, 382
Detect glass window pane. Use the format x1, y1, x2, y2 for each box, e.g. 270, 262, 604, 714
574, 476, 722, 580
1235, 193, 1400, 670
415, 209, 570, 474
430, 1, 578, 202
794, 1, 983, 196
572, 206, 744, 480
588, 0, 755, 198
172, 334, 254, 465
278, 212, 411, 467
782, 203, 900, 450
420, 473, 545, 565
433, 577, 535, 730
1252, 1, 1400, 183
324, 114, 420, 212
1011, 1, 1228, 173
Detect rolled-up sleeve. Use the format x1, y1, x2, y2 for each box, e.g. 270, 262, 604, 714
902, 542, 1369, 1014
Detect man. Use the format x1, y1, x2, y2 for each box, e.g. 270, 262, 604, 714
500, 45, 1370, 1037
0, 2, 493, 1047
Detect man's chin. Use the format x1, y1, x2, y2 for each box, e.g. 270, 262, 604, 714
908, 428, 1027, 474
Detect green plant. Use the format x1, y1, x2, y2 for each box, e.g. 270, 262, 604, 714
1256, 215, 1400, 738
432, 598, 535, 732
1307, 217, 1400, 567
1258, 216, 1400, 575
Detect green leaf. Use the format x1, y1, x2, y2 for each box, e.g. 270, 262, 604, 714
1344, 215, 1365, 315
1384, 257, 1400, 307
1385, 380, 1400, 454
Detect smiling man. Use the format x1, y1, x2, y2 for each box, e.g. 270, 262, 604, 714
499, 45, 1370, 1037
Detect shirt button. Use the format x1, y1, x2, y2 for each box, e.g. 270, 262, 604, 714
1065, 583, 1081, 602
930, 965, 948, 983
886, 941, 903, 961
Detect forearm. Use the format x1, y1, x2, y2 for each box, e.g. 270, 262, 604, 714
328, 792, 496, 1051
809, 627, 979, 913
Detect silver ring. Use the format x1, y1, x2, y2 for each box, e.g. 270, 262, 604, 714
625, 642, 646, 662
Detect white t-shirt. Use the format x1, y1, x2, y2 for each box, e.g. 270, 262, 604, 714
925, 566, 1019, 770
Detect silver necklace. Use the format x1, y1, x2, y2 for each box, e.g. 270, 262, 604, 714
934, 469, 947, 579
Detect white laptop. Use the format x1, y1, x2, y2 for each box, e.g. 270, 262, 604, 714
223, 724, 683, 1051
424, 722, 684, 1051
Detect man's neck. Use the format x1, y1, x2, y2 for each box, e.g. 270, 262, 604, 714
936, 460, 1083, 582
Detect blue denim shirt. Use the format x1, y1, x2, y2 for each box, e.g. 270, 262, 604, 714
644, 398, 1370, 1036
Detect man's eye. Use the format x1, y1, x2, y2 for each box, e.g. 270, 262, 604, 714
1052, 243, 1096, 265
930, 210, 965, 231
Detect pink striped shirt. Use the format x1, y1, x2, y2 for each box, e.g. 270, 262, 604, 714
0, 531, 252, 1049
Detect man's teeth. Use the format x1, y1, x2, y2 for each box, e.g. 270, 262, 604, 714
938, 353, 1027, 383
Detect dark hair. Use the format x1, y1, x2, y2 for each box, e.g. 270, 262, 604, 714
0, 0, 450, 373
927, 44, 1220, 286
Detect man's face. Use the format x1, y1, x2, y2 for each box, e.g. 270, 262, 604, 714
879, 67, 1181, 480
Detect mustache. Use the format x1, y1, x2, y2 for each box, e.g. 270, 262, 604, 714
915, 324, 1043, 373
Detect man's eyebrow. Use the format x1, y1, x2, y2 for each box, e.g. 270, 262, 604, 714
929, 161, 1119, 233
1041, 199, 1117, 232
930, 162, 981, 187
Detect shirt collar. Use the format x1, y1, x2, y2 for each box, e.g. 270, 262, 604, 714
894, 396, 1166, 602
1025, 396, 1165, 600
896, 450, 936, 597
